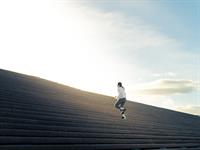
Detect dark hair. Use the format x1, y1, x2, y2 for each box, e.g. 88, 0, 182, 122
118, 82, 124, 88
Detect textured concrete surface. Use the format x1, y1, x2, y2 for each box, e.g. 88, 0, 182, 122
0, 69, 200, 150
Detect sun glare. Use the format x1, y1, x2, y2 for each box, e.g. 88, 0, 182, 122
0, 0, 124, 96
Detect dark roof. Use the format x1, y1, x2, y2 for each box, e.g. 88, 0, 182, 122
0, 69, 200, 150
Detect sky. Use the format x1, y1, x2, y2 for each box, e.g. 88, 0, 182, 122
0, 0, 199, 115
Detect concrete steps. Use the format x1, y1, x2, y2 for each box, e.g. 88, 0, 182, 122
0, 69, 200, 149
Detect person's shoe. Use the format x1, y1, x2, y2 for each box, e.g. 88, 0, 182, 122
122, 114, 126, 119
120, 108, 127, 114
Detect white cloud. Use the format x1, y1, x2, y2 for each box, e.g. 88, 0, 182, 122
75, 2, 177, 62
152, 72, 177, 77
152, 73, 161, 77
134, 79, 199, 96
98, 11, 174, 51
177, 105, 200, 116
167, 72, 176, 77
128, 93, 176, 110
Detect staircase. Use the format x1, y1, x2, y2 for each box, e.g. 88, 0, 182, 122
0, 69, 200, 150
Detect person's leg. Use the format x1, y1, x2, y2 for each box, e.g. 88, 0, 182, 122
114, 99, 121, 110
115, 98, 127, 119
115, 98, 126, 112
120, 98, 127, 119
119, 98, 126, 111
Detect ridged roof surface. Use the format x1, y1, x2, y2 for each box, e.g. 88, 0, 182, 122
0, 69, 200, 150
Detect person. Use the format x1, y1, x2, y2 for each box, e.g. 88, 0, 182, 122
114, 82, 127, 119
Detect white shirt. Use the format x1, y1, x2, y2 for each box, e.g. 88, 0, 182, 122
117, 86, 126, 100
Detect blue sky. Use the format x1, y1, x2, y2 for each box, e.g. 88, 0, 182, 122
89, 0, 200, 50
0, 0, 199, 115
